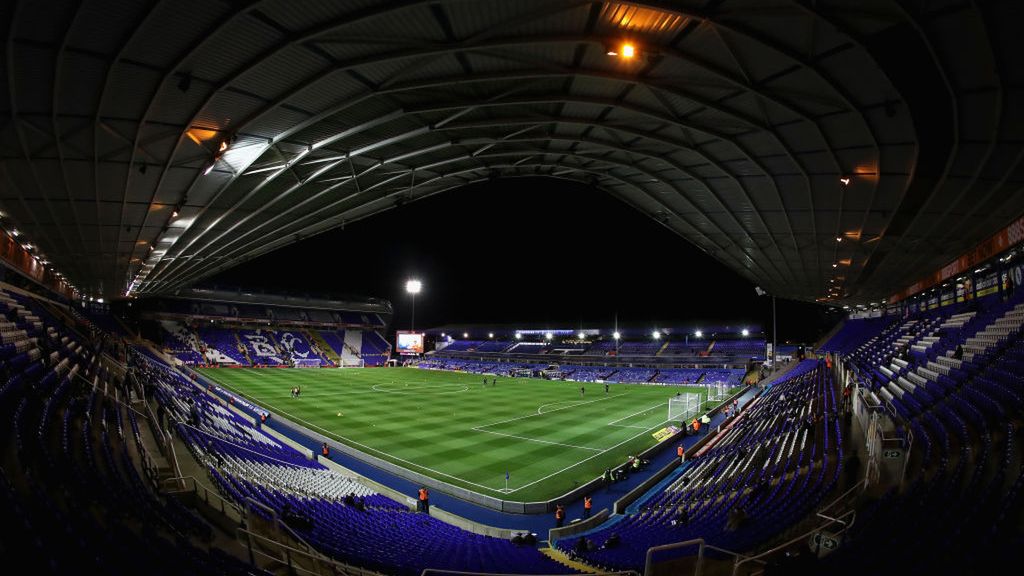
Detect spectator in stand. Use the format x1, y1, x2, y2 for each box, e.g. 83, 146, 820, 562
554, 503, 566, 527
321, 442, 330, 460
1006, 275, 1015, 301
954, 344, 964, 360
691, 417, 700, 435
700, 413, 711, 434
671, 505, 689, 526
583, 495, 593, 519
677, 444, 685, 463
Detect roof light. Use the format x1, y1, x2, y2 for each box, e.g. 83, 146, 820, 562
488, 332, 494, 339
515, 333, 522, 340
741, 329, 750, 337
545, 332, 553, 340
695, 330, 703, 338
840, 177, 851, 186
405, 279, 422, 294
613, 331, 621, 340
11, 229, 19, 236
621, 43, 635, 58
203, 162, 216, 176
652, 330, 661, 340
463, 332, 468, 338
578, 332, 586, 339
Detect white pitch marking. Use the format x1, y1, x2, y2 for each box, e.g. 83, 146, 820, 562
504, 418, 671, 494
470, 427, 604, 452
201, 376, 507, 493
606, 402, 668, 426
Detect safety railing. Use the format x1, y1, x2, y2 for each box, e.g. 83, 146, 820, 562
162, 475, 242, 520
237, 527, 384, 576
644, 538, 753, 576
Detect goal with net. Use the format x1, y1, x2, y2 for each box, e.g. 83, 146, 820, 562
705, 381, 729, 405
294, 358, 322, 368
668, 393, 702, 425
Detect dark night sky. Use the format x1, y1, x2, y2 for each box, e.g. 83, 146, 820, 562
210, 177, 838, 343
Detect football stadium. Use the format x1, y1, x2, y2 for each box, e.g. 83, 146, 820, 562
1, 2, 1023, 576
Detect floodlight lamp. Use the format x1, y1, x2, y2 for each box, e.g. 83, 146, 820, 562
488, 333, 494, 339
515, 333, 522, 340
695, 330, 703, 338
97, 298, 104, 304
622, 43, 635, 58
545, 332, 553, 340
742, 329, 750, 337
613, 331, 621, 340
462, 332, 468, 338
578, 332, 586, 339
405, 279, 422, 294
840, 177, 851, 186
652, 330, 661, 340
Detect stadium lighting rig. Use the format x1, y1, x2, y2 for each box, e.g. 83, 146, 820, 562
742, 329, 750, 337
694, 330, 703, 338
405, 279, 422, 332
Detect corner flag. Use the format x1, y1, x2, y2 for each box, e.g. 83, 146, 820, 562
506, 470, 510, 480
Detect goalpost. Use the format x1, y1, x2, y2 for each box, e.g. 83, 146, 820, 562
668, 393, 702, 425
705, 381, 728, 405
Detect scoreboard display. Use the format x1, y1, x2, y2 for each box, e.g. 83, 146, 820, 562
396, 332, 424, 355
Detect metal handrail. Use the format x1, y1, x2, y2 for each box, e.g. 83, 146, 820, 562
643, 538, 753, 576
161, 475, 242, 518
731, 507, 857, 576
236, 527, 384, 576
419, 565, 634, 569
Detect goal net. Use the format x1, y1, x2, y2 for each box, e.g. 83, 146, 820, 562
294, 358, 322, 368
705, 381, 728, 405
668, 393, 702, 424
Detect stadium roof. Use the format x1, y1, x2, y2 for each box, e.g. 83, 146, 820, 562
1, 1, 1022, 304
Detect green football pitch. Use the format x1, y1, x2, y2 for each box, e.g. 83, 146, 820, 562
196, 367, 719, 502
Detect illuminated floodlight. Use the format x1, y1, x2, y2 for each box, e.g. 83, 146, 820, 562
488, 332, 494, 339
515, 333, 522, 340
441, 333, 446, 337
97, 298, 104, 304
405, 279, 422, 294
741, 329, 750, 337
462, 332, 468, 338
622, 43, 635, 58
578, 332, 586, 339
840, 177, 851, 186
695, 330, 703, 338
652, 330, 661, 340
613, 331, 621, 340
545, 332, 553, 341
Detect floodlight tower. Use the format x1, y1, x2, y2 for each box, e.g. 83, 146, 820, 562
755, 286, 776, 372
405, 279, 422, 332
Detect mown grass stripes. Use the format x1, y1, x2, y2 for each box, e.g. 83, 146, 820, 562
198, 367, 717, 501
